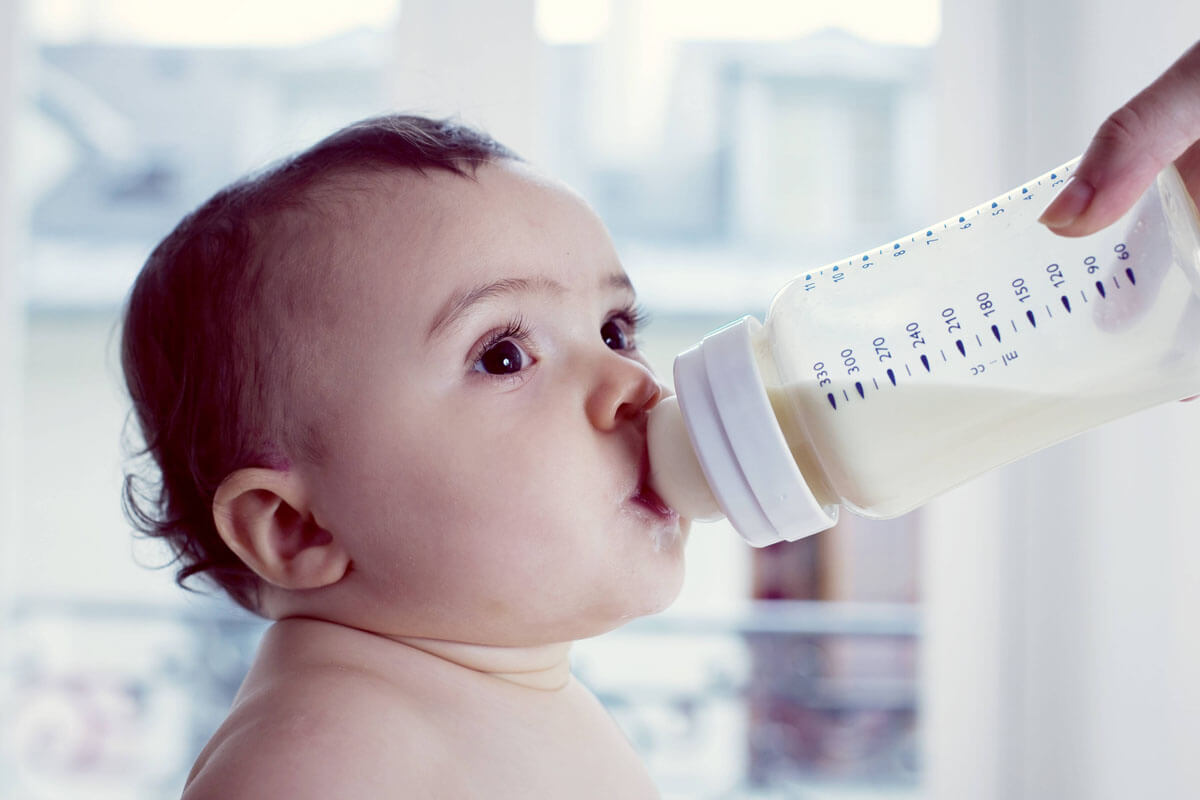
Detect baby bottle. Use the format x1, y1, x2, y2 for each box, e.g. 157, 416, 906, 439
647, 159, 1200, 546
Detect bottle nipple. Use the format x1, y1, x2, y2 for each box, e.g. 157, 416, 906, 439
647, 396, 724, 522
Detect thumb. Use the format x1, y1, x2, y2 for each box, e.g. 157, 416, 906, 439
1039, 40, 1200, 237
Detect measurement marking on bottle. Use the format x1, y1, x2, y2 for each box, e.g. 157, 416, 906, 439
975, 334, 983, 347
1044, 304, 1053, 318
1026, 309, 1037, 327
905, 364, 913, 377
1112, 275, 1121, 289
956, 339, 966, 357
1061, 295, 1072, 313
992, 325, 1002, 342
940, 350, 948, 362
843, 389, 850, 401
872, 377, 880, 391
1080, 289, 1089, 303
1126, 267, 1137, 285
855, 381, 865, 398
827, 393, 837, 410
1096, 280, 1107, 298
920, 354, 931, 372
887, 368, 897, 385
1011, 319, 1019, 333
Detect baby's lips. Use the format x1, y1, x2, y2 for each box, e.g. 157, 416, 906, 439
635, 479, 676, 518
623, 443, 678, 521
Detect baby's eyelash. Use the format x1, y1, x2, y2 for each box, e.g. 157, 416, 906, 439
470, 315, 533, 364
613, 302, 652, 332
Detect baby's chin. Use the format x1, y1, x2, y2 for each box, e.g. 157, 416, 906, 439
622, 540, 689, 622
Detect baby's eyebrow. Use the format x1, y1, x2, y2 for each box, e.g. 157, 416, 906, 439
427, 271, 634, 341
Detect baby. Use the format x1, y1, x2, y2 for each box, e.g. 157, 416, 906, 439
120, 115, 689, 798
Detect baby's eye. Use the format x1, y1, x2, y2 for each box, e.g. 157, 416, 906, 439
602, 304, 650, 352
601, 318, 633, 351
475, 339, 530, 375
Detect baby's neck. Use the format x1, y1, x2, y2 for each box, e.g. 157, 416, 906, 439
389, 635, 573, 692
261, 617, 575, 693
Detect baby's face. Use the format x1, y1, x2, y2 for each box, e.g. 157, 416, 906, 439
296, 161, 687, 645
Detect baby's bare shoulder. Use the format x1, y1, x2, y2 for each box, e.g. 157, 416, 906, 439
182, 620, 661, 799
183, 663, 439, 800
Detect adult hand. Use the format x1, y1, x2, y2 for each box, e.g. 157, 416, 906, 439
1039, 40, 1200, 237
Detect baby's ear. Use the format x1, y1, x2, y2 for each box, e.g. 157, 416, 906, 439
212, 468, 350, 591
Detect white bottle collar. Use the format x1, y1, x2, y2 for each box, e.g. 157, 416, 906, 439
673, 316, 838, 546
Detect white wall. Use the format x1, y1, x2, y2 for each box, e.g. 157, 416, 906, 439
925, 3, 1200, 798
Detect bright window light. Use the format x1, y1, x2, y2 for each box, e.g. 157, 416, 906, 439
32, 0, 401, 47
536, 0, 611, 44
537, 0, 941, 47
36, 1, 940, 49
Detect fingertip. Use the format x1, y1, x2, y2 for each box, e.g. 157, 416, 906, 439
1038, 176, 1096, 235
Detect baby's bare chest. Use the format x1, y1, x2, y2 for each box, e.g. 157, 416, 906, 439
458, 725, 657, 797
428, 691, 660, 798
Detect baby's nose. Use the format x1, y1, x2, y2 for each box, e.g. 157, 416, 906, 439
586, 354, 664, 431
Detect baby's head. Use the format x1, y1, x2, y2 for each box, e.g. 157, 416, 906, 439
122, 115, 687, 645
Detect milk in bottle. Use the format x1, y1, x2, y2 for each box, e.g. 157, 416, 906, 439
648, 159, 1200, 546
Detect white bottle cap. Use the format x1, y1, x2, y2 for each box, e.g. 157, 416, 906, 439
673, 316, 839, 547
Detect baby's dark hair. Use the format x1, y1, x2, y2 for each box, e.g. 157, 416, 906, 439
120, 114, 517, 612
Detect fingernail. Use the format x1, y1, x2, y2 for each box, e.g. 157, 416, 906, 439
1038, 177, 1095, 230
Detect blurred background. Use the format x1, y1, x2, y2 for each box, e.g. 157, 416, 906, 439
0, 1, 1198, 798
